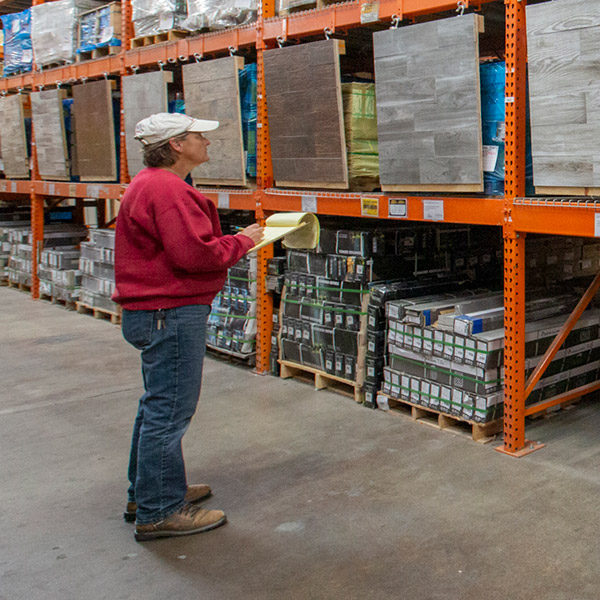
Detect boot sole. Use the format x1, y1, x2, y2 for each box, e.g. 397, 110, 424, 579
134, 515, 227, 542
123, 491, 213, 523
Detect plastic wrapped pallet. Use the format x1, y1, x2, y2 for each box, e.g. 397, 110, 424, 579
342, 82, 379, 191
132, 0, 187, 37
31, 0, 106, 66
183, 0, 257, 32
1, 10, 33, 76
77, 3, 121, 54
239, 63, 257, 178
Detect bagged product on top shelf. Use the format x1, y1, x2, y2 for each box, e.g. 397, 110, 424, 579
31, 0, 106, 67
1, 9, 33, 76
131, 0, 187, 37
77, 2, 122, 55
183, 0, 257, 32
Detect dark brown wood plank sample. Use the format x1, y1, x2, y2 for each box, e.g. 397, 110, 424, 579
183, 56, 247, 186
31, 89, 70, 181
122, 71, 173, 179
72, 80, 117, 182
373, 14, 484, 192
527, 0, 600, 194
0, 95, 29, 179
263, 39, 348, 189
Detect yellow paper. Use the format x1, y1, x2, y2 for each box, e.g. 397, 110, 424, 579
248, 212, 320, 253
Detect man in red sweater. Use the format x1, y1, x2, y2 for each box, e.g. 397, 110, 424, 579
113, 113, 263, 541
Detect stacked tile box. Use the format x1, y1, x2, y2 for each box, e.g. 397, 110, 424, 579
38, 247, 82, 303
376, 291, 600, 423
78, 228, 118, 314
207, 254, 257, 357
0, 222, 30, 283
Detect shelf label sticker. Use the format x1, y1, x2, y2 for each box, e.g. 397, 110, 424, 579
10, 182, 17, 193
361, 2, 380, 24
423, 199, 444, 221
218, 193, 230, 209
388, 197, 408, 219
301, 195, 318, 213
595, 213, 600, 237
361, 196, 379, 217
47, 183, 55, 196
0, 181, 6, 192
87, 185, 101, 199
69, 184, 78, 198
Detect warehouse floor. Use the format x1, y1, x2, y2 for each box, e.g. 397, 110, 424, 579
2, 286, 600, 600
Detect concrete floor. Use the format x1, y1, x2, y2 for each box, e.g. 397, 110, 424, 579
1, 287, 600, 600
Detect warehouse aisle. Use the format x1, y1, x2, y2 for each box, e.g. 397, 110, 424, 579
1, 286, 600, 600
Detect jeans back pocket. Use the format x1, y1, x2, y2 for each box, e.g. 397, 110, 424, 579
122, 310, 154, 350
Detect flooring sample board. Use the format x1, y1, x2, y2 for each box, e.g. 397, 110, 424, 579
72, 80, 117, 182
0, 95, 29, 179
527, 0, 600, 194
31, 90, 70, 181
182, 56, 247, 186
373, 14, 484, 192
263, 39, 348, 189
122, 70, 173, 179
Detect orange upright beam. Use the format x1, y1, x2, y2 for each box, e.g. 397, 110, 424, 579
497, 0, 544, 457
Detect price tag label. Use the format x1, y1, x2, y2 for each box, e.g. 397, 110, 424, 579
301, 195, 317, 213
69, 184, 78, 198
361, 196, 379, 217
10, 182, 17, 193
595, 213, 600, 237
88, 185, 101, 199
0, 181, 6, 192
47, 183, 55, 196
360, 2, 379, 24
218, 193, 230, 209
423, 199, 444, 221
388, 197, 407, 218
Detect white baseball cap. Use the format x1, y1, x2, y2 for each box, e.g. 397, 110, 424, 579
134, 112, 219, 146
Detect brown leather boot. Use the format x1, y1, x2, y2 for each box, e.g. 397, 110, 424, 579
134, 503, 227, 541
123, 484, 212, 522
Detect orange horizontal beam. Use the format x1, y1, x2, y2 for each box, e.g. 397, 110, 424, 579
262, 189, 504, 225
264, 0, 496, 41
200, 189, 258, 212
34, 181, 125, 199
0, 56, 123, 92
513, 202, 600, 237
0, 180, 32, 194
524, 380, 600, 417
124, 27, 257, 70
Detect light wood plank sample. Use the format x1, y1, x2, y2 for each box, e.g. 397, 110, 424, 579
122, 71, 172, 178
373, 14, 484, 192
72, 80, 117, 182
31, 90, 70, 181
527, 0, 600, 190
0, 95, 29, 179
263, 40, 348, 189
183, 56, 247, 186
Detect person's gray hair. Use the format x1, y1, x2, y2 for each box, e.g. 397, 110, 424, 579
142, 133, 188, 168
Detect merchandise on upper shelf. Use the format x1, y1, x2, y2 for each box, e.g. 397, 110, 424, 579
76, 2, 122, 58
182, 0, 257, 32
0, 9, 32, 76
31, 0, 107, 67
131, 0, 187, 38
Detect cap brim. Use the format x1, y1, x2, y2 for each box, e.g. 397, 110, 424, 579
188, 119, 220, 133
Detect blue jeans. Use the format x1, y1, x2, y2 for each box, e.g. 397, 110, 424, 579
122, 304, 210, 524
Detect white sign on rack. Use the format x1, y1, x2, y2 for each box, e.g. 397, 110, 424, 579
422, 199, 445, 221
595, 213, 600, 237
388, 197, 408, 218
301, 195, 318, 213
218, 193, 230, 209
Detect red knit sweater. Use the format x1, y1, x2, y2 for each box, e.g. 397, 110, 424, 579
113, 168, 254, 310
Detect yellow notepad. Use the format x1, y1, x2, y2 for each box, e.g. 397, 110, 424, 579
248, 212, 320, 252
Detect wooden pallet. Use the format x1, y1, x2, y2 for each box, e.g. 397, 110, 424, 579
131, 30, 188, 49
76, 301, 121, 325
40, 293, 76, 311
279, 359, 364, 404
206, 343, 256, 367
77, 44, 121, 62
381, 394, 502, 444
279, 0, 345, 15
7, 281, 31, 293
0, 278, 8, 286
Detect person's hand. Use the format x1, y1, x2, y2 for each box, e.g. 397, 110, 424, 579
238, 223, 264, 245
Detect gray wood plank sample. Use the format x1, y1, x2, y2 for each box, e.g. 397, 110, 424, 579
31, 90, 70, 181
263, 39, 348, 189
0, 95, 29, 179
182, 56, 246, 186
373, 14, 484, 192
527, 0, 600, 192
122, 71, 172, 179
72, 80, 117, 182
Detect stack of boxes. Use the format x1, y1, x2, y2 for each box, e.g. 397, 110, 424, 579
207, 254, 257, 357
0, 222, 30, 283
131, 0, 187, 37
79, 228, 118, 313
38, 247, 81, 303
0, 9, 33, 76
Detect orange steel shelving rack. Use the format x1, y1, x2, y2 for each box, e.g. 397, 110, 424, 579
1, 0, 598, 455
